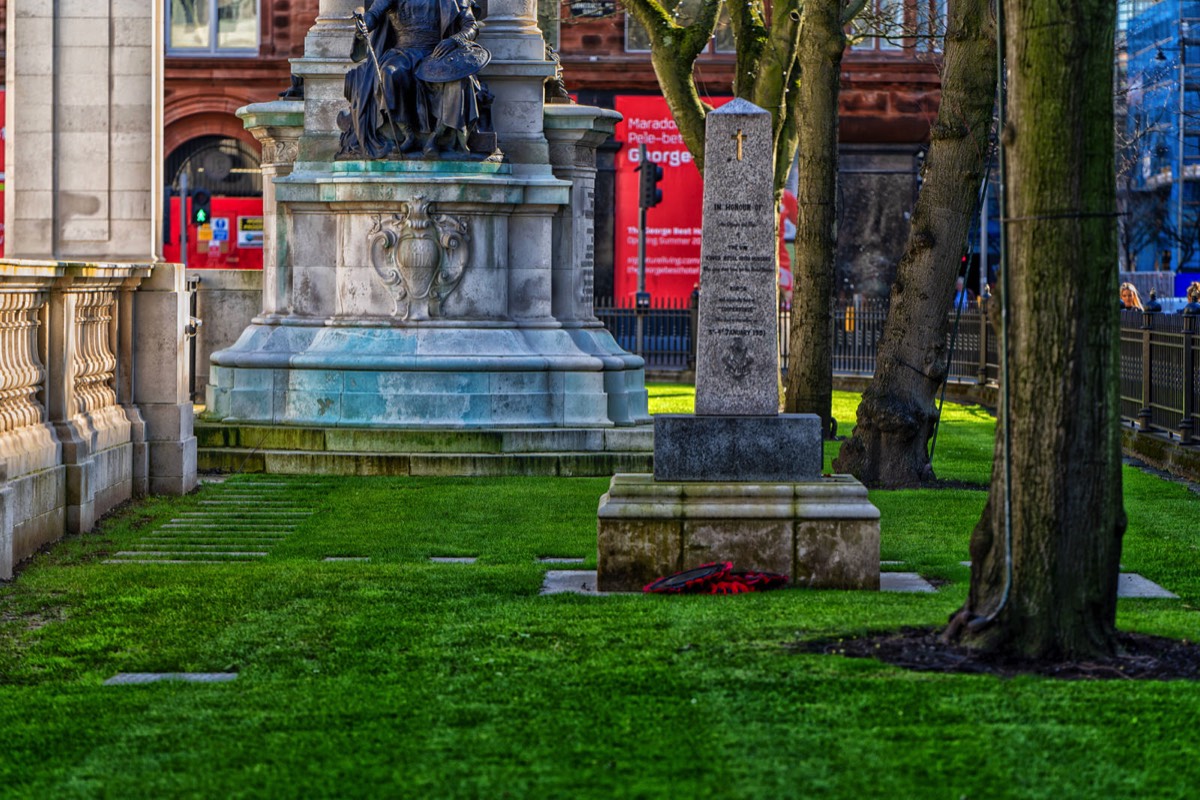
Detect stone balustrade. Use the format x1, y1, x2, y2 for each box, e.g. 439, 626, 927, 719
0, 290, 47, 436
0, 260, 198, 579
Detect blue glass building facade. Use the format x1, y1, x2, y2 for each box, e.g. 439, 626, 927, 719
1126, 0, 1200, 272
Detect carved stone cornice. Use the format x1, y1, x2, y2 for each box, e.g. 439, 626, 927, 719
238, 101, 305, 169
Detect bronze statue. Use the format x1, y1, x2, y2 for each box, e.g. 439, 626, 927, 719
338, 0, 494, 160
544, 42, 572, 105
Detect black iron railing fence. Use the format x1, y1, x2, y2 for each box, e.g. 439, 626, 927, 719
1119, 309, 1200, 442
594, 298, 1200, 443
594, 297, 696, 371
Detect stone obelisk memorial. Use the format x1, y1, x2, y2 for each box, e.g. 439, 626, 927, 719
597, 100, 880, 591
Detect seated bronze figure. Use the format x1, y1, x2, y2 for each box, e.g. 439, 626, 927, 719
338, 0, 494, 160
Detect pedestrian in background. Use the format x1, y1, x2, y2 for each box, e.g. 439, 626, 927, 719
953, 276, 976, 311
1184, 282, 1200, 316
1119, 282, 1144, 311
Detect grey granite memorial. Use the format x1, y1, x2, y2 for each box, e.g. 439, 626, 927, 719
199, 1, 652, 476
596, 100, 880, 591
656, 99, 821, 482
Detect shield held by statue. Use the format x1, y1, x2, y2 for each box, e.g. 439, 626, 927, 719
414, 41, 492, 83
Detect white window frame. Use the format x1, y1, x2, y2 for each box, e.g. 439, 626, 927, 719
850, 0, 907, 53
166, 0, 261, 57
624, 4, 736, 55
917, 0, 949, 52
625, 14, 651, 53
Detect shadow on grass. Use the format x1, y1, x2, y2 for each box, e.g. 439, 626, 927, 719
790, 627, 1200, 681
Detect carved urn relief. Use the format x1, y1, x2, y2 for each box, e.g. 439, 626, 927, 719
368, 197, 470, 321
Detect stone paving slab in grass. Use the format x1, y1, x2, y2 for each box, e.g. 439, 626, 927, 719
106, 479, 322, 566
430, 556, 478, 564
540, 569, 940, 595
1118, 573, 1179, 599
104, 673, 238, 685
959, 562, 1177, 599
541, 570, 607, 595
880, 573, 937, 593
115, 550, 268, 558
102, 560, 230, 565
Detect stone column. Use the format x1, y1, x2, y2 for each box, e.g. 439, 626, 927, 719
293, 0, 359, 163
239, 102, 306, 322
133, 265, 198, 496
544, 105, 621, 324
117, 279, 149, 498
45, 286, 92, 531
477, 0, 556, 168
304, 0, 360, 61
3, 2, 161, 260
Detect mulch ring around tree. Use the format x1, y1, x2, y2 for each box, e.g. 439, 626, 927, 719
789, 627, 1200, 680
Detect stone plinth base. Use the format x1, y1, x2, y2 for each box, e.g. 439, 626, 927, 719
596, 473, 880, 592
207, 324, 649, 429
196, 422, 653, 476
653, 413, 822, 481
0, 425, 64, 580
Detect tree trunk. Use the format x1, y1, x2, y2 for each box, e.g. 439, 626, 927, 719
621, 1, 720, 168
784, 0, 843, 435
946, 0, 1126, 659
833, 0, 997, 487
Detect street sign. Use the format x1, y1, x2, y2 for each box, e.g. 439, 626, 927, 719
567, 0, 615, 17
237, 216, 264, 248
211, 217, 230, 242
197, 223, 213, 242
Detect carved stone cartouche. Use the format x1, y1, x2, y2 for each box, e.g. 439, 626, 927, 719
368, 197, 470, 320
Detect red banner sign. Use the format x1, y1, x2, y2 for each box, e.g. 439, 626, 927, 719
613, 95, 731, 304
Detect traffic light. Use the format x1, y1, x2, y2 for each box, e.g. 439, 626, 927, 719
638, 161, 664, 210
190, 189, 212, 225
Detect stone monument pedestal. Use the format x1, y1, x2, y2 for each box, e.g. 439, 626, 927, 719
652, 413, 822, 481
595, 99, 880, 591
597, 474, 880, 592
206, 157, 649, 432
199, 6, 652, 477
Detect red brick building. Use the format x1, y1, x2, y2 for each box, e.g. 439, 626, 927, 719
163, 0, 317, 158
557, 8, 940, 143
159, 0, 319, 267
555, 6, 942, 299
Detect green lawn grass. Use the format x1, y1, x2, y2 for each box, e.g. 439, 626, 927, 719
1, 388, 1197, 798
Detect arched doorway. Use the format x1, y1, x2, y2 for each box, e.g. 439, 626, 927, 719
164, 136, 264, 269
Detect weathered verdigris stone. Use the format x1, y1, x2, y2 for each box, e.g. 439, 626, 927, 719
206, 3, 651, 449
694, 99, 779, 416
